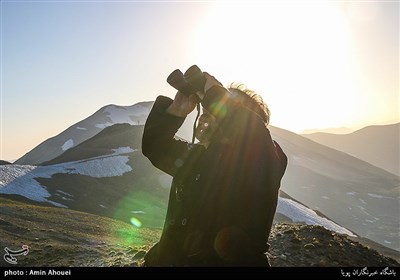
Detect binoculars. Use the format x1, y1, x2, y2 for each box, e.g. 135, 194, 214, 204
167, 65, 206, 100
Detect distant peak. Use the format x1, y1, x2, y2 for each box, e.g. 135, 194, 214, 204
301, 127, 354, 135
101, 101, 154, 110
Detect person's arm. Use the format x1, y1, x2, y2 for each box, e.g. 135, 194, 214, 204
142, 92, 198, 176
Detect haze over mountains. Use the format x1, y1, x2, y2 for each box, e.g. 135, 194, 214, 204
271, 126, 399, 251
302, 123, 400, 176
1, 102, 399, 253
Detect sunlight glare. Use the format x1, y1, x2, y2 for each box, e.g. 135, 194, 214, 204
191, 2, 361, 132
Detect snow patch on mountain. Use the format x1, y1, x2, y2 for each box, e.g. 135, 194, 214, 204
125, 103, 151, 116
76, 127, 87, 130
112, 147, 136, 155
367, 193, 396, 200
95, 122, 114, 129
0, 147, 137, 206
62, 139, 74, 151
105, 106, 132, 123
95, 104, 151, 129
56, 155, 131, 178
277, 197, 356, 236
55, 190, 74, 201
0, 164, 66, 207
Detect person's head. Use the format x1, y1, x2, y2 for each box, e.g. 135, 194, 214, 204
227, 83, 270, 125
195, 83, 270, 146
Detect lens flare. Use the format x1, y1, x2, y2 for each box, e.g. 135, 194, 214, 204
130, 217, 142, 228
111, 190, 167, 246
209, 102, 227, 119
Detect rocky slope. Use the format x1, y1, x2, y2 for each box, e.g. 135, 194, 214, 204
268, 223, 399, 267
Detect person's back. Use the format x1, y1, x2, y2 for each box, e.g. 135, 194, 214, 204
142, 70, 287, 266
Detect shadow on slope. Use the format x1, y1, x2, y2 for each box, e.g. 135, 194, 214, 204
42, 124, 143, 165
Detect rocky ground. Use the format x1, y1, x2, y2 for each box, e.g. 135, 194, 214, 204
1, 197, 399, 267
268, 223, 399, 267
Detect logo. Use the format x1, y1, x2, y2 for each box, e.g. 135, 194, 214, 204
3, 245, 29, 265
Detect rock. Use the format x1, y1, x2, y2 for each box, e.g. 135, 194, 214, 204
108, 250, 116, 256
133, 250, 146, 260
126, 247, 137, 254
318, 259, 328, 266
304, 243, 315, 249
290, 237, 302, 244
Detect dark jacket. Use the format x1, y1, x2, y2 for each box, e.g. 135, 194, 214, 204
142, 90, 287, 266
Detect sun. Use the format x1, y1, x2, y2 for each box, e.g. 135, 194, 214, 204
190, 2, 361, 133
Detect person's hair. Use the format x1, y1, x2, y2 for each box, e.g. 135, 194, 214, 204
227, 82, 270, 125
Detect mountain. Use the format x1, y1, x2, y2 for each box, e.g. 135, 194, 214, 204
270, 125, 399, 252
1, 123, 170, 228
4, 102, 399, 252
0, 160, 12, 165
1, 122, 356, 238
1, 197, 398, 267
302, 123, 400, 176
301, 127, 354, 135
15, 102, 153, 165
42, 123, 143, 165
0, 141, 354, 239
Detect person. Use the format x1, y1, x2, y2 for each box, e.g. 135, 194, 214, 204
142, 69, 287, 266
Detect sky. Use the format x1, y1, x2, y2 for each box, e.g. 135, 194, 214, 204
1, 0, 399, 161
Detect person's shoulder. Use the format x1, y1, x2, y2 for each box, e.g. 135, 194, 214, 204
154, 95, 173, 107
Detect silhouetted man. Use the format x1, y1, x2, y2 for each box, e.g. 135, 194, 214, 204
142, 69, 287, 266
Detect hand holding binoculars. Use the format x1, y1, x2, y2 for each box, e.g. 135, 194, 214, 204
167, 65, 206, 101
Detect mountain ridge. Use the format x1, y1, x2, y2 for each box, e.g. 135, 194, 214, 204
302, 123, 400, 176
42, 123, 143, 165
270, 125, 399, 251
301, 126, 354, 134
15, 102, 154, 165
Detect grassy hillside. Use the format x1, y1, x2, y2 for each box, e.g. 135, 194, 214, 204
1, 197, 398, 267
0, 197, 160, 267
